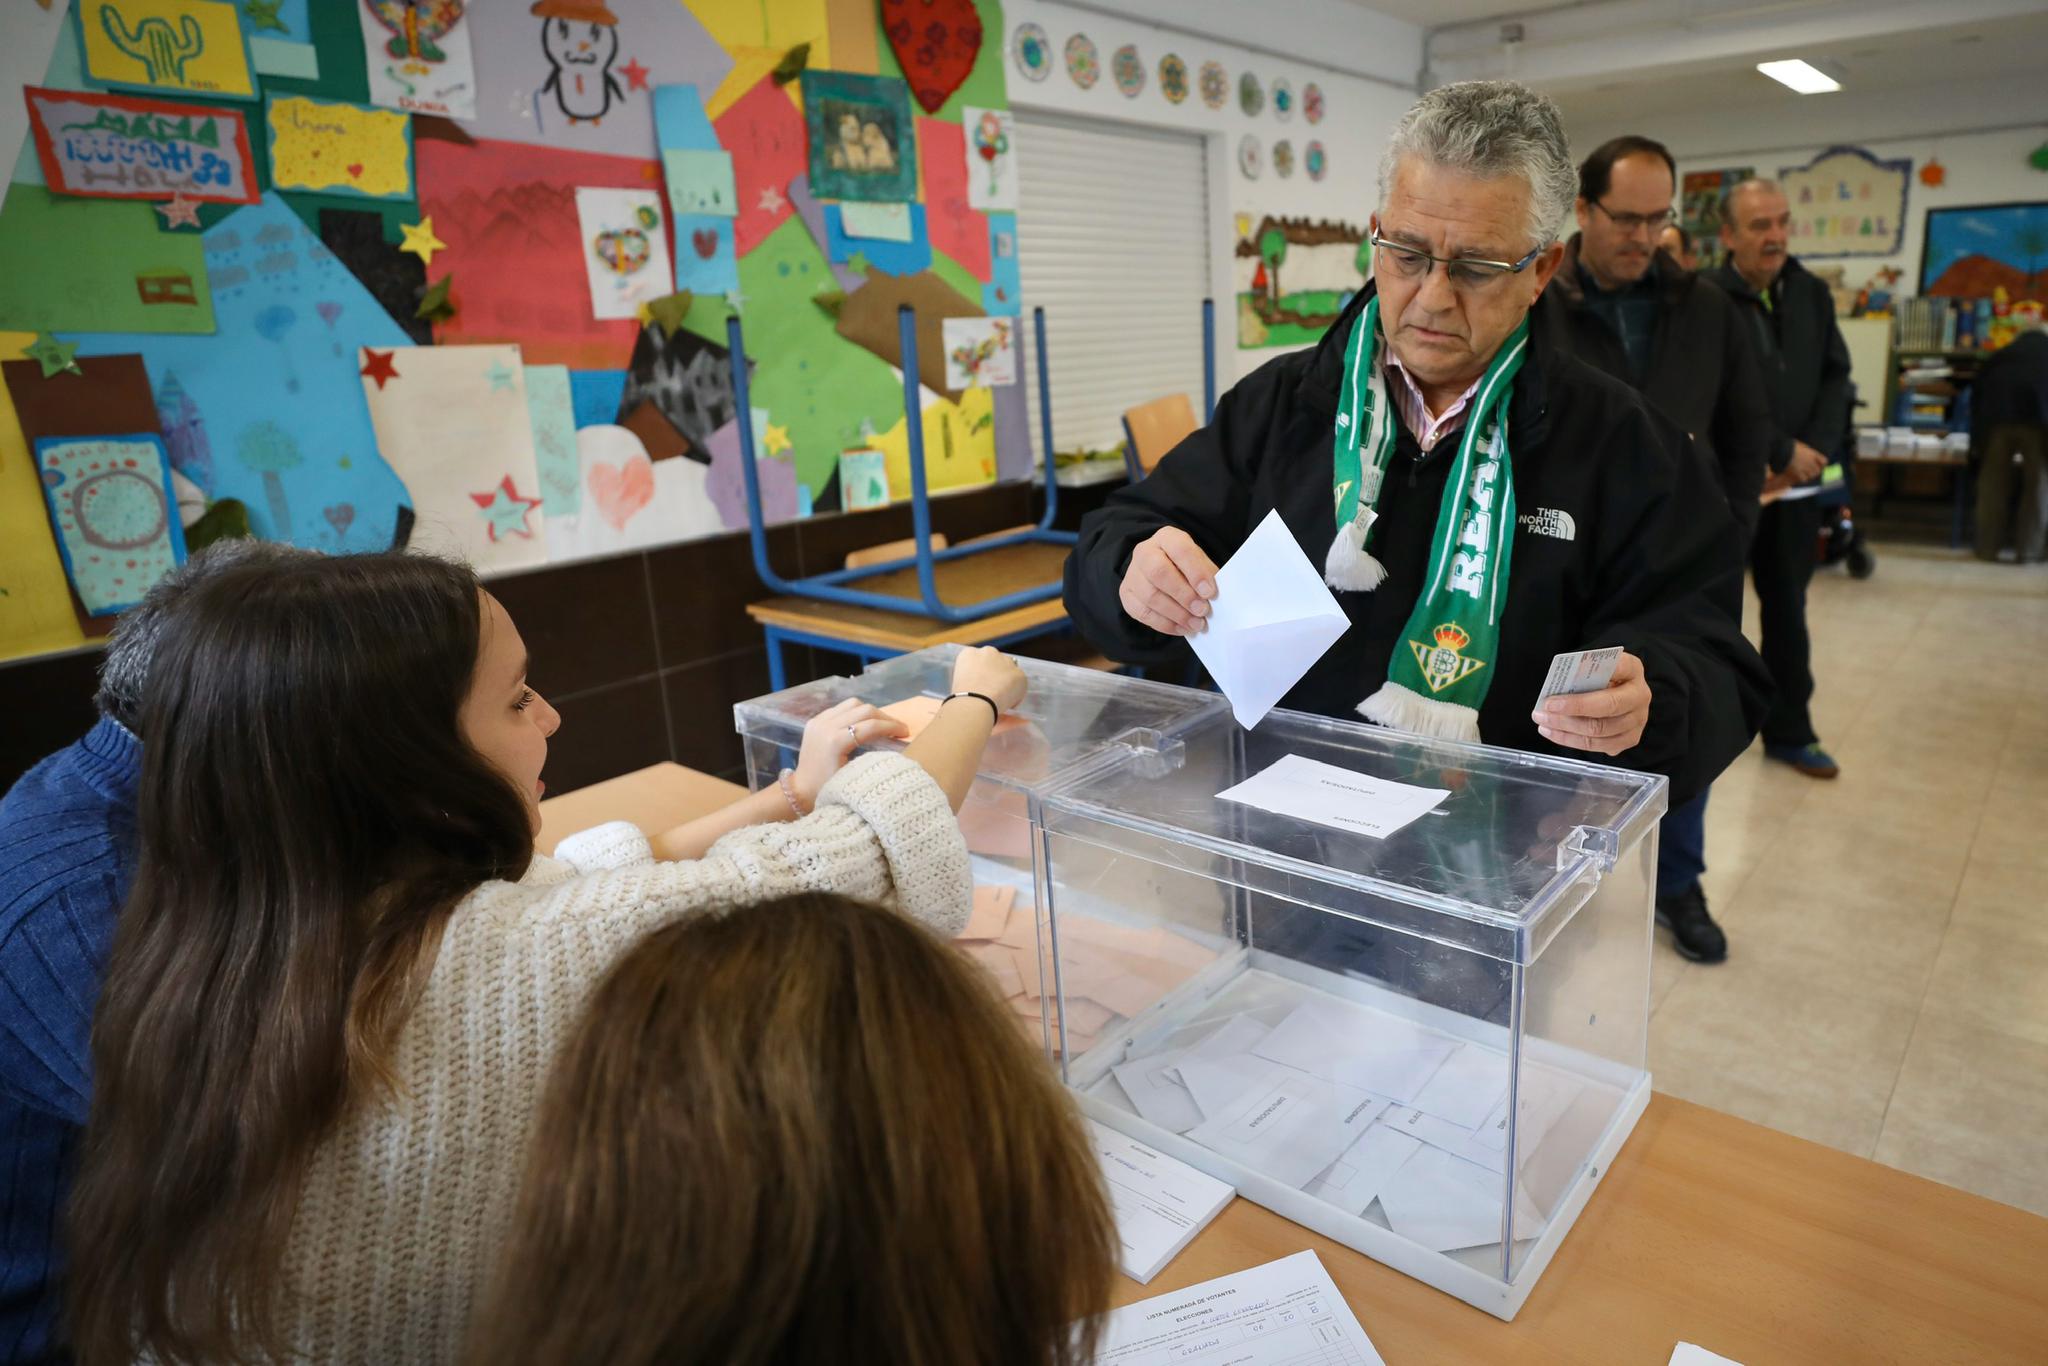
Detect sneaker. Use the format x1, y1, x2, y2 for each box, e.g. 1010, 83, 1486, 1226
1655, 884, 1727, 964
1765, 742, 1839, 779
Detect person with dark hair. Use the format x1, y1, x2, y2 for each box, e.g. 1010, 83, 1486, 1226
1657, 222, 1697, 271
1713, 177, 1851, 781
62, 549, 1024, 1365
1534, 134, 1775, 965
0, 539, 309, 1365
470, 891, 1120, 1366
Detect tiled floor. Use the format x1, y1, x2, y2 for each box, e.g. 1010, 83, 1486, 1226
1649, 541, 2048, 1216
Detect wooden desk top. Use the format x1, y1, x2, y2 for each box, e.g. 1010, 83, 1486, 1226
1112, 1093, 2048, 1364
747, 540, 1073, 652
534, 761, 747, 855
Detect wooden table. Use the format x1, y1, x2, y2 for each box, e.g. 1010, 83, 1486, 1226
535, 761, 746, 855
1112, 1093, 2048, 1364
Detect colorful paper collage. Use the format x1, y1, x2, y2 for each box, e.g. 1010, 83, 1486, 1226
2, 4, 77, 212
76, 0, 258, 102
916, 115, 990, 280
802, 71, 918, 203
618, 323, 741, 456
702, 413, 799, 530
358, 0, 477, 121
962, 106, 1016, 210
545, 423, 724, 564
0, 187, 215, 334
26, 87, 258, 204
0, 333, 91, 663
874, 384, 996, 495
34, 432, 188, 615
69, 194, 415, 551
522, 363, 580, 516
942, 316, 1015, 390
984, 211, 1020, 316
575, 187, 675, 321
359, 343, 549, 573
840, 202, 913, 242
265, 94, 413, 199
823, 203, 931, 276
662, 148, 736, 217
711, 76, 803, 254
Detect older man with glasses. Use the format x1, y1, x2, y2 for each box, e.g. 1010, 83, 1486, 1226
1064, 81, 1768, 832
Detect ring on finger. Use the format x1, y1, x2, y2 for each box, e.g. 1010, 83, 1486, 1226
846, 723, 860, 746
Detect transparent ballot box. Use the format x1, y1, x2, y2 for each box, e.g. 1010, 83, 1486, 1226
1035, 707, 1667, 1319
733, 647, 1227, 1042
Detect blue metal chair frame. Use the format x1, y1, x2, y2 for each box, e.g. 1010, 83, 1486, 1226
726, 305, 1076, 625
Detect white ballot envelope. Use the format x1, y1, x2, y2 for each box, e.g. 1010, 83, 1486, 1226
1188, 510, 1351, 729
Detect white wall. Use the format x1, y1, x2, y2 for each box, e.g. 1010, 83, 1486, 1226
1004, 0, 1419, 380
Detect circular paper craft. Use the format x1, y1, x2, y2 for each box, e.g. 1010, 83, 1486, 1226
1238, 71, 1264, 117
1272, 78, 1294, 122
1305, 139, 1328, 181
69, 469, 169, 551
1111, 44, 1144, 97
1159, 53, 1189, 104
1012, 23, 1051, 82
1272, 139, 1295, 179
1303, 82, 1325, 124
1238, 135, 1262, 180
1199, 60, 1228, 109
1065, 34, 1099, 89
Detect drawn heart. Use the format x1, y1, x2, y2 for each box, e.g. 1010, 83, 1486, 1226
692, 228, 718, 259
346, 162, 364, 179
880, 0, 984, 113
587, 453, 655, 530
324, 503, 355, 536
594, 227, 652, 275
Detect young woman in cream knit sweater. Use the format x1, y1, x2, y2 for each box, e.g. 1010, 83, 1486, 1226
64, 551, 1024, 1365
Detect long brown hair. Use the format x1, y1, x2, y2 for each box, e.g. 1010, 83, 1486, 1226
469, 892, 1119, 1366
66, 552, 536, 1365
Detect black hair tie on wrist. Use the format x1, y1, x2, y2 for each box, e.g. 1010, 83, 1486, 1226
943, 691, 1001, 726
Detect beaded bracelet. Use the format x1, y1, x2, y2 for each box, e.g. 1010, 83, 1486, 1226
776, 768, 809, 818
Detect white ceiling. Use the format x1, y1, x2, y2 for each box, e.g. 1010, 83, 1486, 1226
1339, 0, 1542, 24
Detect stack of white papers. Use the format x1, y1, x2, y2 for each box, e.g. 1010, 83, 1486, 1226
1189, 511, 1350, 729
1090, 1121, 1236, 1285
1089, 1250, 1385, 1365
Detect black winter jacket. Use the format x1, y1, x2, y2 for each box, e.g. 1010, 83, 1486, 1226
1540, 240, 1772, 538
1063, 281, 1771, 807
1970, 330, 2048, 453
1708, 257, 1853, 474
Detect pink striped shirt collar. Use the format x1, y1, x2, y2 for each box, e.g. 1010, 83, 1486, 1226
1384, 349, 1481, 454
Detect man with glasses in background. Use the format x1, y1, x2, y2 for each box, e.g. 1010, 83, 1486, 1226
1537, 135, 1774, 963
1065, 82, 1768, 829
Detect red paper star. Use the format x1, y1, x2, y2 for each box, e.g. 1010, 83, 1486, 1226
621, 57, 650, 91
470, 476, 543, 541
155, 194, 202, 229
360, 349, 400, 389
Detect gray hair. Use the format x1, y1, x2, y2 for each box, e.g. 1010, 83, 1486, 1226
96, 538, 316, 731
1377, 80, 1576, 252
1719, 177, 1785, 225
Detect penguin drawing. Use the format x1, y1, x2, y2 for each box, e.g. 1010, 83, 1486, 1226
532, 0, 623, 126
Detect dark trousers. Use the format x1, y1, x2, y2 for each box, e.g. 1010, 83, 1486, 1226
1974, 423, 2048, 561
1751, 497, 1823, 749
1655, 789, 1709, 899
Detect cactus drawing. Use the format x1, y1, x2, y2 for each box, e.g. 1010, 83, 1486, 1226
99, 8, 205, 86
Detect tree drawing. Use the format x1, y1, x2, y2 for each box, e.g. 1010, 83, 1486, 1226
236, 421, 302, 537
2017, 223, 2048, 297
99, 9, 204, 85
1258, 226, 1288, 306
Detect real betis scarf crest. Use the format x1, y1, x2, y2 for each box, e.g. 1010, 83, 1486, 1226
1325, 295, 1528, 743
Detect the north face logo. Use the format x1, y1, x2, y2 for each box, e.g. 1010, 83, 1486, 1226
1519, 508, 1576, 541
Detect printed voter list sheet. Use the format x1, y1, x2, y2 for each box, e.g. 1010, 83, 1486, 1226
1090, 1249, 1385, 1365
1189, 511, 1349, 729
1218, 753, 1451, 840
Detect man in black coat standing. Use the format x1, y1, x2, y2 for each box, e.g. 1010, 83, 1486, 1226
1969, 322, 2048, 561
1536, 135, 1774, 964
1711, 178, 1851, 784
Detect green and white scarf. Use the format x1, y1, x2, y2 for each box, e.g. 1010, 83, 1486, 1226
1326, 295, 1529, 742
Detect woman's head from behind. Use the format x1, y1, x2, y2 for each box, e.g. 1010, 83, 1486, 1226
69, 550, 558, 1364
472, 892, 1118, 1366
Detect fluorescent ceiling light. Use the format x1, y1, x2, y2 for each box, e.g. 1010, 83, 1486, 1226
1756, 59, 1841, 94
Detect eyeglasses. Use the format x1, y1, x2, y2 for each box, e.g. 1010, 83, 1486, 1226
1368, 227, 1548, 291
1589, 200, 1677, 234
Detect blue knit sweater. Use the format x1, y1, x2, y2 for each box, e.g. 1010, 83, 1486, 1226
0, 717, 140, 1365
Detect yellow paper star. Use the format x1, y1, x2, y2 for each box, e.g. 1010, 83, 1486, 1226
399, 217, 448, 266
762, 422, 792, 455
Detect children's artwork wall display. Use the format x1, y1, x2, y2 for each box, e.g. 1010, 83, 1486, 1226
702, 412, 800, 529
839, 447, 888, 511
1777, 145, 1911, 258
1920, 201, 2048, 302
1678, 166, 1753, 272
1305, 140, 1327, 182
574, 187, 674, 321
77, 0, 258, 101
319, 207, 431, 345
879, 0, 983, 114
1238, 135, 1260, 181
544, 422, 723, 563
916, 115, 988, 280
1110, 44, 1143, 98
1235, 215, 1368, 350
265, 94, 414, 200
801, 72, 917, 203
1303, 82, 1324, 124
1158, 53, 1187, 105
963, 107, 1016, 211
712, 75, 804, 255
2, 3, 75, 218
984, 211, 1019, 316
522, 362, 580, 515
839, 202, 913, 242
26, 87, 258, 205
1011, 22, 1050, 83
534, 0, 627, 126
1272, 139, 1294, 180
1199, 60, 1227, 110
359, 0, 477, 121
0, 187, 215, 334
33, 432, 187, 615
1271, 78, 1294, 122
0, 333, 95, 664
1064, 34, 1097, 90
1238, 71, 1263, 117
662, 147, 737, 217
359, 343, 550, 573
617, 320, 741, 456
942, 315, 1014, 390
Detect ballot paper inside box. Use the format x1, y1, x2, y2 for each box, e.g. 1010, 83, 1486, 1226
1034, 704, 1669, 1321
